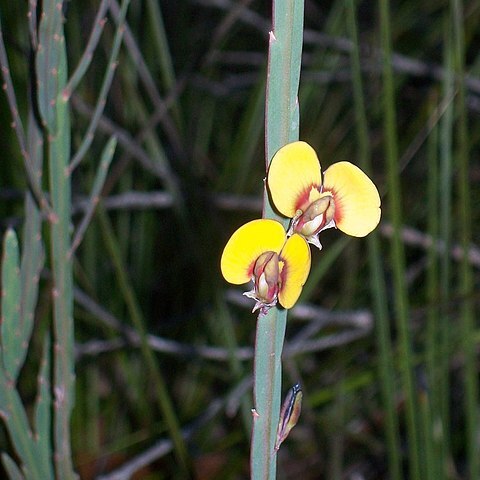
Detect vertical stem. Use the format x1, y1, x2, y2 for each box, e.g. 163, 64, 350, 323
425, 108, 441, 480
451, 1, 478, 477
438, 15, 455, 473
96, 207, 190, 472
264, 0, 304, 220
251, 311, 287, 479
251, 1, 304, 479
49, 73, 76, 480
36, 0, 76, 477
378, 2, 421, 479
345, 2, 402, 479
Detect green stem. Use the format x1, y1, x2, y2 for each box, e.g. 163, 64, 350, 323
345, 2, 402, 479
251, 310, 287, 479
426, 110, 440, 480
251, 1, 304, 479
68, 0, 130, 172
378, 2, 421, 479
438, 14, 455, 473
0, 366, 45, 480
36, 0, 77, 475
451, 1, 478, 477
96, 207, 190, 473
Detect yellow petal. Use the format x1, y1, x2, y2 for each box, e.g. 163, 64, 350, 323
268, 141, 322, 218
278, 234, 311, 309
221, 219, 286, 284
323, 162, 381, 237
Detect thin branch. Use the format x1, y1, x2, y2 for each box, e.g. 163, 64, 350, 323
108, 0, 184, 158
69, 137, 116, 257
63, 0, 111, 99
74, 286, 371, 362
380, 223, 480, 269
68, 0, 129, 172
72, 190, 173, 215
70, 95, 171, 180
0, 17, 54, 219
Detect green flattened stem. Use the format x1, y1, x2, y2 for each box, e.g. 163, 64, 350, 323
1, 229, 21, 378
378, 2, 420, 479
251, 1, 304, 479
0, 347, 49, 479
34, 335, 54, 479
17, 113, 46, 383
251, 309, 287, 479
36, 0, 76, 478
345, 2, 402, 479
0, 127, 44, 383
452, 1, 478, 477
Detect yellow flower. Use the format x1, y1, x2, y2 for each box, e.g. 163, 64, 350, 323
221, 219, 311, 313
267, 141, 381, 248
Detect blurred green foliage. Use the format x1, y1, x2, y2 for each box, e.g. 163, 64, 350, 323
1, 0, 479, 478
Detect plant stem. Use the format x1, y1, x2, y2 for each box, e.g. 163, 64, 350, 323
346, 2, 402, 478
250, 1, 304, 479
451, 1, 478, 477
36, 0, 76, 476
378, 2, 421, 479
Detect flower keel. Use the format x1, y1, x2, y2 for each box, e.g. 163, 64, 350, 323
244, 251, 280, 313
288, 194, 335, 249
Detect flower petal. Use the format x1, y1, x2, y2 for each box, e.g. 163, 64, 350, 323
221, 219, 286, 284
323, 161, 381, 237
268, 141, 322, 218
278, 234, 311, 309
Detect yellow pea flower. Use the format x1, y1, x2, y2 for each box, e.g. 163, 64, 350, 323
221, 219, 311, 314
267, 141, 381, 249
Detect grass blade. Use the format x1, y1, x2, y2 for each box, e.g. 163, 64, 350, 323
346, 2, 402, 478
96, 206, 191, 473
451, 1, 479, 477
34, 335, 54, 480
69, 0, 130, 172
36, 0, 76, 476
70, 136, 117, 255
378, 2, 421, 478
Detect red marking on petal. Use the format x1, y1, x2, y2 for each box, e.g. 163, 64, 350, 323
295, 185, 319, 212
246, 261, 256, 278
324, 187, 343, 224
